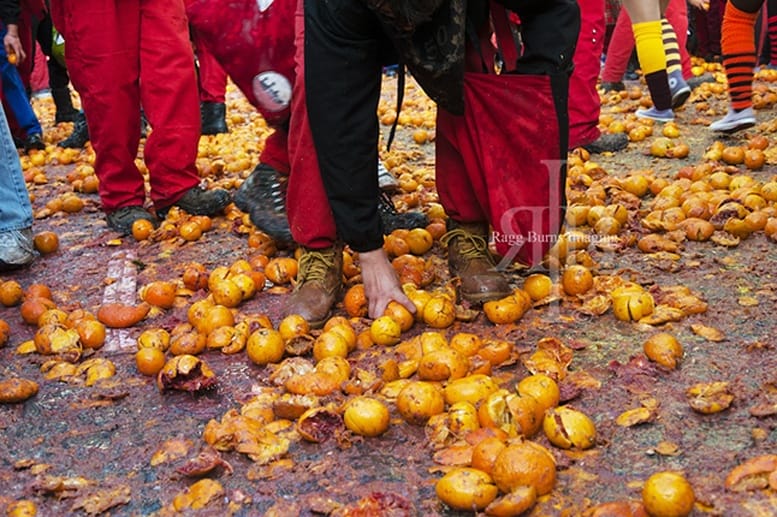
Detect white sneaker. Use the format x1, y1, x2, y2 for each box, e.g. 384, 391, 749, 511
636, 107, 674, 122
378, 161, 399, 191
0, 228, 35, 270
709, 108, 756, 133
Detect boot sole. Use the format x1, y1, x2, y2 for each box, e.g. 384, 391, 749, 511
460, 289, 514, 305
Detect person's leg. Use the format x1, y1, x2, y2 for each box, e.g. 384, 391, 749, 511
767, 0, 777, 65
0, 107, 33, 229
299, 0, 384, 252
664, 0, 692, 79
0, 59, 43, 144
54, 0, 147, 215
193, 32, 228, 135
0, 105, 35, 270
661, 4, 691, 107
139, 0, 228, 215
0, 28, 43, 148
601, 8, 636, 85
569, 0, 608, 150
282, 0, 353, 326
37, 14, 77, 123
711, 0, 764, 131
623, 0, 674, 119
707, 0, 725, 59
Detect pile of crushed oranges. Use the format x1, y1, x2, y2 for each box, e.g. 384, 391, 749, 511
2, 59, 777, 514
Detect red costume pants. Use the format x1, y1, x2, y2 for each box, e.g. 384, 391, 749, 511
49, 0, 201, 213
191, 30, 227, 103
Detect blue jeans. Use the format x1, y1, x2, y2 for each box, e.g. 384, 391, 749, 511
0, 106, 33, 232
0, 28, 43, 137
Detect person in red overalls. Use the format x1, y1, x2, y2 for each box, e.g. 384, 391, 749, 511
47, 0, 230, 235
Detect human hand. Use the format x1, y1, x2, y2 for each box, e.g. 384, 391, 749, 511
358, 248, 416, 319
688, 0, 709, 11
3, 25, 26, 64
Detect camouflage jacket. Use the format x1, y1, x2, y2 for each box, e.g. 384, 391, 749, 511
364, 0, 469, 114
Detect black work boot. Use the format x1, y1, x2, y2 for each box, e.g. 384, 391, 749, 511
201, 102, 228, 135
106, 206, 159, 235
23, 133, 45, 152
236, 164, 294, 246
58, 111, 89, 149
581, 133, 629, 154
440, 221, 512, 304
52, 88, 78, 123
378, 192, 429, 233
161, 186, 231, 218
282, 244, 344, 328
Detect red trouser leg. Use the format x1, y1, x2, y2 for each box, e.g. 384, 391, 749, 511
601, 7, 634, 82
55, 0, 146, 212
435, 111, 489, 223
192, 32, 227, 103
260, 130, 290, 176
434, 24, 493, 225
139, 0, 202, 211
286, 0, 337, 248
569, 0, 605, 149
665, 0, 692, 79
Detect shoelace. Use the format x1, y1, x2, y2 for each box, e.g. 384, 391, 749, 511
297, 249, 336, 283
378, 191, 398, 215
255, 166, 288, 213
440, 228, 492, 262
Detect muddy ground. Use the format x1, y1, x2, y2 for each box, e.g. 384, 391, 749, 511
0, 70, 776, 516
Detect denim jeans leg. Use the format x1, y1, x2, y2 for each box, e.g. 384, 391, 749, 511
0, 106, 34, 232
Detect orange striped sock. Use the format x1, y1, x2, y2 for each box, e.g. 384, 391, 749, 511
721, 2, 759, 111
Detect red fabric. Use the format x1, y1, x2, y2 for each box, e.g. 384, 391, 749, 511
185, 0, 295, 127
695, 0, 724, 57
437, 74, 564, 266
286, 0, 337, 248
14, 9, 33, 88
436, 8, 564, 266
186, 0, 335, 247
30, 43, 48, 93
602, 0, 691, 82
51, 0, 201, 213
192, 34, 227, 103
569, 0, 605, 149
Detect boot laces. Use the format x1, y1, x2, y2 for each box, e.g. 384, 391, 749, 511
297, 248, 336, 284
253, 166, 287, 213
440, 228, 493, 262
378, 191, 398, 215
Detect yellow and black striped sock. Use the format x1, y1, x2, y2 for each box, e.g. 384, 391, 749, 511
634, 21, 672, 110
661, 18, 682, 76
721, 2, 758, 111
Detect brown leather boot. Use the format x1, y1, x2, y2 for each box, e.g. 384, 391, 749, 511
441, 222, 512, 303
283, 245, 343, 328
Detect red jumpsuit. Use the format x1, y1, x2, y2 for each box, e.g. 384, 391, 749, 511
48, 0, 202, 213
